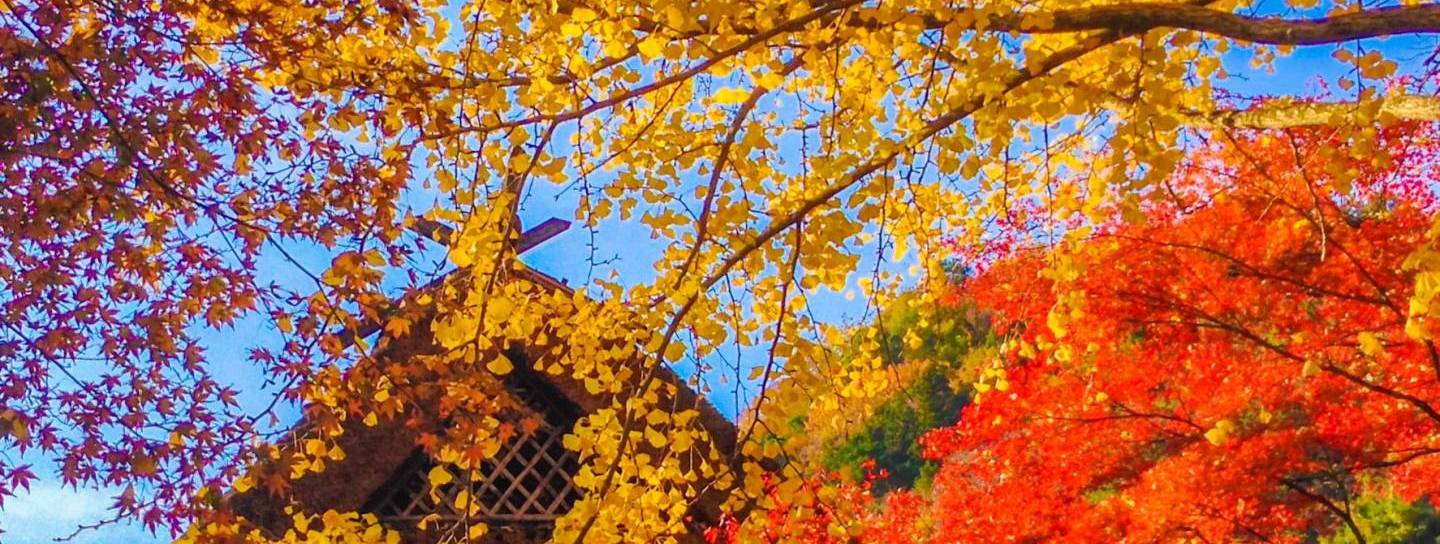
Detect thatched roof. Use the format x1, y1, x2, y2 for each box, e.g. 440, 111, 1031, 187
228, 266, 743, 542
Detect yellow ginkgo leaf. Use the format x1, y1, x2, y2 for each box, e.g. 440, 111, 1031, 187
1357, 331, 1384, 356
233, 475, 254, 493
645, 427, 667, 448
427, 466, 454, 487
1205, 419, 1235, 446
468, 522, 489, 540
713, 87, 750, 105
1204, 427, 1228, 446
664, 341, 685, 362
637, 37, 665, 59
487, 355, 514, 375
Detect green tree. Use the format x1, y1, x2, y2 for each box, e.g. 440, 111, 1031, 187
1321, 495, 1440, 544
822, 294, 990, 493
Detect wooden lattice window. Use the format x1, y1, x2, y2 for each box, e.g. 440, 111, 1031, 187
362, 415, 583, 538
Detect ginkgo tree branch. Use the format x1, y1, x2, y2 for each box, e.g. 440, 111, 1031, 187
1195, 95, 1440, 129
570, 18, 1150, 540
693, 27, 1142, 297
676, 3, 1440, 46
1068, 78, 1440, 129
435, 0, 862, 136
611, 20, 1179, 542
672, 54, 809, 292
491, 2, 1440, 143
900, 3, 1440, 46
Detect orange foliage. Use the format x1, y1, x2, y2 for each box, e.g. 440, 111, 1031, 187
903, 126, 1440, 542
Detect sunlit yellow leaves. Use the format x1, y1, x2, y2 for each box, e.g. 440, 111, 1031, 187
137, 0, 1440, 541
416, 513, 441, 531
486, 295, 514, 321
486, 354, 515, 375
1045, 289, 1085, 342
1357, 332, 1384, 357
570, 7, 599, 23
468, 522, 489, 540
427, 465, 454, 487
713, 87, 751, 105
1404, 244, 1440, 341
176, 510, 401, 544
1204, 419, 1235, 446
303, 439, 328, 458
645, 426, 667, 448
637, 36, 666, 60
663, 341, 685, 363
1046, 308, 1069, 340
1336, 48, 1398, 80
233, 474, 255, 494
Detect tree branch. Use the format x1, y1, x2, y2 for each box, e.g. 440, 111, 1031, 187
902, 3, 1440, 46
646, 3, 1440, 47
1199, 95, 1440, 129
1281, 478, 1367, 544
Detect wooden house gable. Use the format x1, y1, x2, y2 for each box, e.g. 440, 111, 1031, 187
228, 221, 745, 543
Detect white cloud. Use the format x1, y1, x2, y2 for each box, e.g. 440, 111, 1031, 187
0, 481, 162, 544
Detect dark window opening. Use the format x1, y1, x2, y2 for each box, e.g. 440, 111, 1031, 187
361, 407, 583, 540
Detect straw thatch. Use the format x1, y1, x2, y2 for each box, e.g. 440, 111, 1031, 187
228, 267, 744, 543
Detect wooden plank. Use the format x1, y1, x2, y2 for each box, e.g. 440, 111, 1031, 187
411, 216, 571, 255
514, 217, 571, 254
335, 217, 572, 347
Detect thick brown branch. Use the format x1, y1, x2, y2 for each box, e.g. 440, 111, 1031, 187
904, 3, 1440, 45
1281, 478, 1367, 544
673, 4, 1440, 46
437, 0, 860, 137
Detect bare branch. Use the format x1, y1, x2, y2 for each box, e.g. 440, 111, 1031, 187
1281, 478, 1367, 544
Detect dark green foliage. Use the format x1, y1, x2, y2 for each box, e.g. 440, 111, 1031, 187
821, 293, 989, 494
822, 362, 967, 494
1320, 495, 1440, 544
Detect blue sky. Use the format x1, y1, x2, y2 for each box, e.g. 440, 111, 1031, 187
5, 5, 1438, 543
